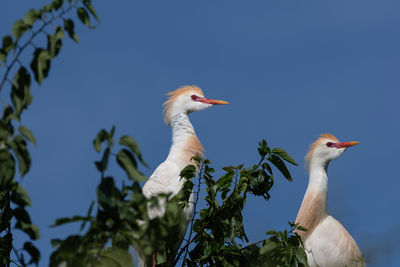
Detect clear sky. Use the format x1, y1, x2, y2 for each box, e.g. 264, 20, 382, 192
1, 0, 400, 266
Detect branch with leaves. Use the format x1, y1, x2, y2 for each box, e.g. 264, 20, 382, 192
170, 139, 307, 267
0, 0, 98, 265
50, 133, 308, 267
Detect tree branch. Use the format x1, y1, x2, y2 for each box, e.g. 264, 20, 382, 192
0, 1, 78, 92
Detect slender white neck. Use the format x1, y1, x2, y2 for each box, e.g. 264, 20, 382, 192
304, 161, 329, 216
166, 113, 197, 166
295, 159, 330, 240
307, 161, 329, 194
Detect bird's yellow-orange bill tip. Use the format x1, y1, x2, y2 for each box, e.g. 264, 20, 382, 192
347, 141, 360, 147
336, 141, 360, 148
199, 98, 229, 105
209, 99, 229, 105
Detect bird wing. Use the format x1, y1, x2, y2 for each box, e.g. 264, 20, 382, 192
305, 215, 365, 267
142, 160, 185, 219
142, 160, 182, 198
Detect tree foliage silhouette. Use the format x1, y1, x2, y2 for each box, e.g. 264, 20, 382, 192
0, 0, 97, 265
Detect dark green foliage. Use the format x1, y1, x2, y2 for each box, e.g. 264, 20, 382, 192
50, 127, 187, 267
0, 0, 99, 265
174, 140, 306, 267
50, 134, 307, 267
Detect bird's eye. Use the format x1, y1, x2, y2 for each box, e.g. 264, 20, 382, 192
191, 95, 198, 101
326, 142, 334, 148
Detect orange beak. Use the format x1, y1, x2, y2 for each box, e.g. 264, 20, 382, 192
197, 97, 229, 105
335, 141, 360, 148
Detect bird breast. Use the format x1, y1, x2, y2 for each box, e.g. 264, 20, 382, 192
305, 216, 365, 267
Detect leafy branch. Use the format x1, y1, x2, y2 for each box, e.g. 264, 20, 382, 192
0, 0, 98, 265
169, 139, 305, 266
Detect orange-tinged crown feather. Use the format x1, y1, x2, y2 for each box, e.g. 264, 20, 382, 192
163, 85, 204, 124
305, 133, 339, 171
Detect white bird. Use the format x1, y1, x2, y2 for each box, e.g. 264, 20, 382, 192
295, 133, 364, 267
139, 85, 228, 266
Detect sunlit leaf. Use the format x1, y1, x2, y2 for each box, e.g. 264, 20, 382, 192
23, 9, 41, 26
77, 7, 94, 28
51, 216, 92, 228
19, 125, 36, 146
30, 48, 51, 84
64, 19, 79, 42
12, 20, 29, 40
119, 135, 148, 167
116, 149, 147, 182
268, 154, 292, 181
11, 184, 32, 206
272, 147, 298, 166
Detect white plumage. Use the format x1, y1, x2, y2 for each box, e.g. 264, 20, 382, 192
296, 134, 365, 267
138, 86, 228, 267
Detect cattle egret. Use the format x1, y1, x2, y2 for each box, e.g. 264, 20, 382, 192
138, 86, 228, 266
295, 133, 364, 267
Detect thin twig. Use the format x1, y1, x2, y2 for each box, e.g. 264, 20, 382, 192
12, 245, 24, 266
0, 1, 78, 91
174, 162, 204, 266
183, 162, 203, 261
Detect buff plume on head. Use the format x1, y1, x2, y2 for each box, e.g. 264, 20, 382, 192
305, 134, 339, 170
163, 86, 204, 124
162, 85, 229, 125
305, 133, 359, 172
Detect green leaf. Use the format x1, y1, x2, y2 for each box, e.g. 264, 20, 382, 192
23, 242, 40, 265
97, 177, 121, 208
116, 149, 147, 182
268, 154, 292, 181
11, 67, 32, 116
14, 207, 40, 239
266, 230, 278, 236
12, 20, 29, 40
93, 129, 110, 152
119, 135, 148, 167
52, 0, 64, 10
296, 226, 308, 232
77, 7, 93, 28
272, 147, 298, 166
80, 200, 94, 231
19, 125, 36, 145
0, 50, 5, 64
83, 0, 100, 22
64, 19, 79, 42
51, 215, 92, 228
7, 135, 31, 176
0, 194, 13, 232
11, 184, 32, 206
260, 240, 276, 255
2, 35, 14, 54
97, 247, 134, 267
23, 9, 41, 26
95, 147, 110, 172
180, 164, 196, 179
222, 166, 235, 172
0, 149, 16, 189
47, 27, 64, 58
30, 48, 51, 84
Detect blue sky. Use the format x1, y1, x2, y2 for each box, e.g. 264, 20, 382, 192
1, 0, 400, 266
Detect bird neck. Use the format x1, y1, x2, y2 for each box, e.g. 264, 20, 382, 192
167, 113, 204, 169
295, 163, 329, 241
308, 161, 329, 193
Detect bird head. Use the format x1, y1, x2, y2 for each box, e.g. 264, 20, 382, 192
305, 133, 359, 171
163, 85, 229, 124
